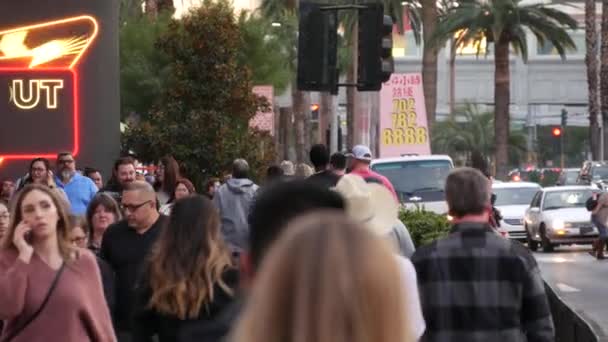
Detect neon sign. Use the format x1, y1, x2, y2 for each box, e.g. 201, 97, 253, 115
0, 15, 98, 160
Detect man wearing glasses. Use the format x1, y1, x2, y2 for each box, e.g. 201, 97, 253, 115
100, 181, 167, 342
54, 152, 98, 215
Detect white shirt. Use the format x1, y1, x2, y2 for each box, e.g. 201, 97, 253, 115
396, 255, 426, 341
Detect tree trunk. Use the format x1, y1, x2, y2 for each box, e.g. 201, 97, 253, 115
422, 1, 439, 132
449, 39, 457, 116
293, 85, 309, 163
494, 38, 510, 179
145, 0, 158, 18
319, 92, 332, 144
346, 21, 358, 150
587, 0, 600, 160
279, 107, 291, 161
601, 0, 608, 160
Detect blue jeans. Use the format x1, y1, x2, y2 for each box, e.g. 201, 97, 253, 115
591, 214, 608, 239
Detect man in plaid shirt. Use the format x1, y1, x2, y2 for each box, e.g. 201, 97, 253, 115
411, 168, 554, 342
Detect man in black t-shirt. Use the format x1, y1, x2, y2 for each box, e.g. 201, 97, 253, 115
306, 144, 340, 188
100, 181, 168, 341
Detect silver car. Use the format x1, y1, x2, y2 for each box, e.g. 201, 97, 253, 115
524, 186, 598, 252
492, 182, 541, 242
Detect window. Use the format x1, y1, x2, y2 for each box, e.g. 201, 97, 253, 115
537, 31, 585, 56
530, 192, 542, 208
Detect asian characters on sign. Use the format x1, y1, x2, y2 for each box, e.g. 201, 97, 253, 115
379, 73, 431, 157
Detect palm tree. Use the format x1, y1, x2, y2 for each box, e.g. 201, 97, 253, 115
422, 0, 439, 129
431, 0, 577, 179
432, 103, 526, 166
586, 0, 600, 160
601, 0, 608, 159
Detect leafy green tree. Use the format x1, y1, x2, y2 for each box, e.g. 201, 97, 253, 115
120, 14, 172, 120
123, 0, 275, 186
237, 12, 291, 94
431, 0, 577, 179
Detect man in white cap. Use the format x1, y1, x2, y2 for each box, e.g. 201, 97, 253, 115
347, 145, 397, 199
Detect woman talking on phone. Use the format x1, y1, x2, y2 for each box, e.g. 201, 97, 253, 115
0, 184, 116, 341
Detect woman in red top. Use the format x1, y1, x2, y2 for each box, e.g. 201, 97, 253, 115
0, 184, 116, 342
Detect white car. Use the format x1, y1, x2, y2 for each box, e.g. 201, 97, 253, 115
524, 186, 598, 252
492, 182, 541, 242
370, 155, 454, 214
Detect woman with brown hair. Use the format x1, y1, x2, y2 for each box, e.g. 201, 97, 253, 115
154, 155, 181, 206
18, 158, 68, 204
85, 192, 122, 255
159, 178, 196, 216
231, 211, 417, 342
0, 184, 115, 341
132, 195, 238, 342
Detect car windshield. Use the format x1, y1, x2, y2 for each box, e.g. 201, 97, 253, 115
371, 160, 452, 197
493, 187, 539, 206
565, 171, 578, 183
543, 190, 593, 210
592, 167, 608, 180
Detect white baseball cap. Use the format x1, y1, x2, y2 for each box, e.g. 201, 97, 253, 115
347, 145, 373, 161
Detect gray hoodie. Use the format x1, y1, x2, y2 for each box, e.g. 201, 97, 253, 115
213, 178, 259, 252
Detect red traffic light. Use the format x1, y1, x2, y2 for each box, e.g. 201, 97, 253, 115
552, 127, 562, 137
310, 104, 320, 111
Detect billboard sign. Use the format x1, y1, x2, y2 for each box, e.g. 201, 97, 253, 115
379, 73, 431, 157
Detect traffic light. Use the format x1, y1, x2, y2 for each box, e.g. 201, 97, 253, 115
297, 2, 338, 92
357, 3, 394, 91
552, 127, 562, 137
561, 108, 568, 127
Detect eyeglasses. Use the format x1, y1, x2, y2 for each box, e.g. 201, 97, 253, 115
58, 159, 75, 165
71, 236, 87, 245
121, 200, 152, 213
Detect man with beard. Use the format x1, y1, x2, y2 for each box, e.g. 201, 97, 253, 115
54, 152, 98, 215
101, 157, 137, 205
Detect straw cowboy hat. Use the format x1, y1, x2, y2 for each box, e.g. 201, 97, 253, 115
333, 174, 399, 236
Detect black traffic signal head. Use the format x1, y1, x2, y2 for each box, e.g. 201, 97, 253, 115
297, 2, 338, 92
357, 3, 394, 91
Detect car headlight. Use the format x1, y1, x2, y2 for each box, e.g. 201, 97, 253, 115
552, 219, 565, 230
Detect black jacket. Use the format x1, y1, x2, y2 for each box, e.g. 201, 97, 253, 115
132, 268, 240, 342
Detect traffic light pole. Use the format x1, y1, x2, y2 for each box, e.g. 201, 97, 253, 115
560, 130, 565, 169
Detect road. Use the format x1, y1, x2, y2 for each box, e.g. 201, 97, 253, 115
534, 245, 608, 339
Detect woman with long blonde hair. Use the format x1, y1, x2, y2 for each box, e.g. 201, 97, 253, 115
132, 195, 238, 341
0, 184, 115, 341
231, 211, 416, 342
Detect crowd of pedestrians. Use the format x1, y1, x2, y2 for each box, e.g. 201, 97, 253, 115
0, 145, 554, 342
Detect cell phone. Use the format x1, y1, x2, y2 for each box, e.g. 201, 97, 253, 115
24, 230, 33, 244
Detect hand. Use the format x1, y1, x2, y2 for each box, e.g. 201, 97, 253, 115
13, 221, 33, 263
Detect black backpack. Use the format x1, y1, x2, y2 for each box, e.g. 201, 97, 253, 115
586, 196, 598, 211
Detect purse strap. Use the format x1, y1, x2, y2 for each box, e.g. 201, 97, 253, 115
2, 262, 65, 342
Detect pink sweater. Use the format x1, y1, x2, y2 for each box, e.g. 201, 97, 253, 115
0, 249, 116, 341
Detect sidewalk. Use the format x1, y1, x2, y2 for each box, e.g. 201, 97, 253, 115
535, 248, 608, 341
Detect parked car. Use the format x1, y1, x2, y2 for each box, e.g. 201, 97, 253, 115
524, 186, 599, 252
492, 182, 541, 242
577, 161, 608, 190
556, 168, 580, 186
370, 155, 454, 214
